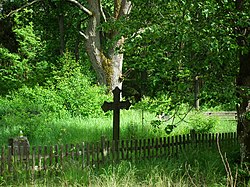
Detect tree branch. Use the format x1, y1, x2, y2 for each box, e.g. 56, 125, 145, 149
65, 0, 93, 16
5, 0, 42, 18
79, 31, 89, 40
100, 0, 107, 22
118, 0, 132, 18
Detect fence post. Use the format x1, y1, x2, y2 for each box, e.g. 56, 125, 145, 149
8, 146, 12, 174
60, 145, 64, 170
86, 143, 90, 167
126, 140, 129, 160
155, 138, 158, 158
163, 137, 167, 156
81, 142, 85, 169
1, 146, 5, 175
44, 146, 47, 171
147, 139, 150, 159
143, 139, 146, 160
38, 146, 42, 176
101, 136, 106, 165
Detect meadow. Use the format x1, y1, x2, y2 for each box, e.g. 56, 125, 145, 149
1, 109, 246, 187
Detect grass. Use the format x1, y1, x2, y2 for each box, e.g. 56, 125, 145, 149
0, 109, 237, 146
2, 145, 244, 187
0, 108, 242, 186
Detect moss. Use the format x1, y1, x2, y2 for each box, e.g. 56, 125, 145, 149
100, 52, 113, 89
114, 0, 122, 18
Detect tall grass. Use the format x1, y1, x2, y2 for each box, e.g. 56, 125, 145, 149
0, 109, 236, 146
0, 108, 243, 186
3, 145, 242, 187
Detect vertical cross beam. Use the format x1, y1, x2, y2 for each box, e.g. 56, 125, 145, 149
101, 87, 131, 141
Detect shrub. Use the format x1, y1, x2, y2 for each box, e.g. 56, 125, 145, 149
47, 52, 111, 117
0, 65, 110, 143
0, 86, 67, 142
188, 113, 219, 133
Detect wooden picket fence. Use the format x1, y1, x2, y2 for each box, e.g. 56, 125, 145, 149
0, 132, 238, 178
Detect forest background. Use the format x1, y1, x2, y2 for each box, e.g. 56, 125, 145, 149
0, 0, 250, 172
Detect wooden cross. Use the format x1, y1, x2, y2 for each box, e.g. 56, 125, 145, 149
102, 87, 131, 141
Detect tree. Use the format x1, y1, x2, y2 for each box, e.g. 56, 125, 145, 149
123, 0, 250, 162
235, 0, 250, 163
2, 0, 132, 91
123, 0, 239, 107
82, 0, 132, 91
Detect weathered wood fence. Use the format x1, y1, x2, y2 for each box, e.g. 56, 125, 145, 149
0, 132, 238, 178
203, 111, 237, 120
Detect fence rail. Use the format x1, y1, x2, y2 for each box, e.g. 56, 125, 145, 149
0, 132, 238, 178
203, 111, 237, 120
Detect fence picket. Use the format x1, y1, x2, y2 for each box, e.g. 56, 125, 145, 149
81, 142, 85, 169
91, 143, 95, 167
139, 139, 142, 161
65, 144, 69, 159
44, 146, 47, 171
38, 146, 42, 172
8, 146, 12, 173
143, 139, 146, 160
134, 139, 138, 161
101, 137, 106, 164
171, 136, 174, 157
147, 139, 150, 159
155, 138, 158, 158
163, 137, 167, 156
96, 143, 100, 169
121, 140, 125, 160
159, 137, 163, 157
60, 145, 64, 169
175, 136, 178, 156
126, 140, 129, 160
1, 146, 5, 175
86, 143, 90, 167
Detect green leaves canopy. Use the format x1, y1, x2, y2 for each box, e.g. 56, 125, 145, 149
122, 0, 249, 109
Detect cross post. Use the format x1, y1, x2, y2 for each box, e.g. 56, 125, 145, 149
101, 87, 131, 141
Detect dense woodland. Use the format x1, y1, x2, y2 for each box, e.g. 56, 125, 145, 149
0, 0, 250, 184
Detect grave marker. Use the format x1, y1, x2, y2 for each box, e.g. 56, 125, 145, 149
102, 87, 131, 141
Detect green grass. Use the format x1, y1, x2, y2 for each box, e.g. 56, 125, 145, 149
0, 109, 237, 146
32, 110, 237, 146
0, 109, 245, 186
2, 145, 245, 187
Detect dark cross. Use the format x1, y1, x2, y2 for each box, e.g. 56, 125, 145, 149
102, 87, 131, 141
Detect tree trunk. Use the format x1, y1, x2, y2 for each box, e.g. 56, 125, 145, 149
58, 14, 65, 55
74, 21, 81, 62
235, 0, 250, 163
237, 51, 250, 163
85, 0, 131, 91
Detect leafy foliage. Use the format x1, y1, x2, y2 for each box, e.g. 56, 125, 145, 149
0, 11, 49, 95
122, 0, 245, 112
0, 53, 110, 141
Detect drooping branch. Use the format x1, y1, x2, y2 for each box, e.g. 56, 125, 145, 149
5, 0, 42, 18
100, 0, 107, 22
79, 31, 88, 40
65, 0, 93, 16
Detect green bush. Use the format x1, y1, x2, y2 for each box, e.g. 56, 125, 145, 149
0, 86, 66, 142
47, 52, 111, 117
188, 113, 219, 133
0, 54, 111, 143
